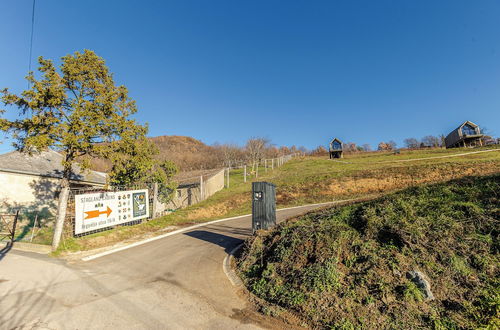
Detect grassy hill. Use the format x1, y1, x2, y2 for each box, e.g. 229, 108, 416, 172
57, 146, 500, 253
237, 174, 500, 329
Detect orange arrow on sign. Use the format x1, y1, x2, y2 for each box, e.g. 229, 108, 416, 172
85, 206, 112, 219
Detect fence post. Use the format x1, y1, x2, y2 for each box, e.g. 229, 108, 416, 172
265, 159, 267, 173
30, 214, 38, 243
152, 182, 159, 218
244, 165, 247, 183
11, 210, 19, 244
200, 176, 204, 201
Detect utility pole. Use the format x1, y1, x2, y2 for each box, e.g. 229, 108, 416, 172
200, 176, 204, 201
264, 159, 267, 173
226, 168, 230, 188
244, 165, 247, 183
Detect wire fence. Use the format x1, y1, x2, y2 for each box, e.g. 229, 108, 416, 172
6, 153, 299, 244
224, 153, 297, 186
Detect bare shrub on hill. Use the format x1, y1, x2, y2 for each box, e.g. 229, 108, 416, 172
310, 145, 328, 156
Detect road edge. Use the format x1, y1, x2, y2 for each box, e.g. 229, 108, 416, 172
81, 199, 353, 261
223, 243, 244, 287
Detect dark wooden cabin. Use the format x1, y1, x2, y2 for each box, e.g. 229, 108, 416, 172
444, 121, 484, 148
329, 138, 343, 159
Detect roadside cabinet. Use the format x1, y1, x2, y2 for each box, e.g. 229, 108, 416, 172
252, 182, 276, 233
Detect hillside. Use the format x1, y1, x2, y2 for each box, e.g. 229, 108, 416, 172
237, 175, 500, 329
150, 135, 221, 170
88, 135, 221, 172
58, 146, 500, 254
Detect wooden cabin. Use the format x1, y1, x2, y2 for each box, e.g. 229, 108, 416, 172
444, 121, 484, 149
329, 138, 343, 159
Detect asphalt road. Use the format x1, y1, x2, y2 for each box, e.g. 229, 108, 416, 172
0, 203, 330, 330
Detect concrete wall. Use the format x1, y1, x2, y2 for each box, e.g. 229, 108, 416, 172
202, 169, 225, 199
161, 169, 225, 213
0, 171, 104, 224
0, 172, 60, 213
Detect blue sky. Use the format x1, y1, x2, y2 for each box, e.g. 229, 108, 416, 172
1, 1, 499, 152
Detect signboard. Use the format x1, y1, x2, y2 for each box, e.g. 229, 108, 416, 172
74, 189, 149, 234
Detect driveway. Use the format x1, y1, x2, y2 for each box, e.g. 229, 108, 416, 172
0, 203, 332, 330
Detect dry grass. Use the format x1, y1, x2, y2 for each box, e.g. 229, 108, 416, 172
237, 174, 500, 328
56, 147, 500, 254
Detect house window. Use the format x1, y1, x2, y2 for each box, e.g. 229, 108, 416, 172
462, 124, 476, 136
332, 141, 342, 150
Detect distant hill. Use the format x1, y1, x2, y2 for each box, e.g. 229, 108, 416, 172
150, 135, 220, 170
88, 135, 222, 173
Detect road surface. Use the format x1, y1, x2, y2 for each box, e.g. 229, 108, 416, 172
0, 203, 331, 330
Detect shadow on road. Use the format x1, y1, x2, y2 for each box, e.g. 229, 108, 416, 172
183, 230, 244, 253
0, 242, 12, 262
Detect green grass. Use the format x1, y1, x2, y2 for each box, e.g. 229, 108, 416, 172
237, 174, 500, 329
56, 146, 500, 254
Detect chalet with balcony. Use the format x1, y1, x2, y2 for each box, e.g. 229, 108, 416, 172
444, 121, 484, 149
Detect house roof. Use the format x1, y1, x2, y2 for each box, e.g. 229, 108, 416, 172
329, 138, 343, 145
458, 120, 479, 129
0, 150, 107, 185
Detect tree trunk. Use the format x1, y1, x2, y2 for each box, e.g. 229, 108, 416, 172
52, 177, 70, 251
152, 182, 159, 218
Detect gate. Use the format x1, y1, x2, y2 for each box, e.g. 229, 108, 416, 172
0, 211, 20, 244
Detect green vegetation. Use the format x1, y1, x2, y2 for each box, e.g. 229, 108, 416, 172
1, 50, 177, 249
55, 147, 500, 254
237, 174, 500, 328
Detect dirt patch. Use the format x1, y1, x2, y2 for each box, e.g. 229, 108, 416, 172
277, 162, 498, 203
186, 194, 247, 220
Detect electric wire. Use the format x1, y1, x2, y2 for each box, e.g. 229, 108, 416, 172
27, 0, 36, 88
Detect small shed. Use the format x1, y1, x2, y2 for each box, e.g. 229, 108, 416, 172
444, 121, 484, 149
329, 138, 343, 159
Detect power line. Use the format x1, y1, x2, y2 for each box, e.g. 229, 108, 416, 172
27, 0, 36, 87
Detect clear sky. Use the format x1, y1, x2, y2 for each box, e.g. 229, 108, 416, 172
1, 1, 499, 152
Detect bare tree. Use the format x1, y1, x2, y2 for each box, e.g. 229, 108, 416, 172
362, 144, 372, 151
388, 140, 397, 150
311, 145, 328, 156
421, 135, 440, 147
279, 146, 290, 156
217, 143, 243, 168
404, 138, 419, 149
378, 141, 396, 151
246, 137, 270, 172
265, 145, 280, 158
344, 142, 358, 152
439, 135, 446, 147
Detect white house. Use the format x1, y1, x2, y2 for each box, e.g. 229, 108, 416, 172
0, 150, 106, 218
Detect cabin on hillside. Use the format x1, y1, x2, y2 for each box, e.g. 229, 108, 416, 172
329, 138, 344, 159
444, 121, 484, 149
